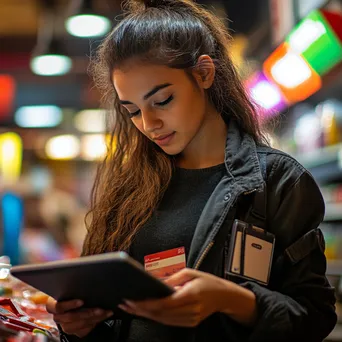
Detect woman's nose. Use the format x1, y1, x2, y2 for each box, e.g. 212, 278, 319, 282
142, 110, 162, 133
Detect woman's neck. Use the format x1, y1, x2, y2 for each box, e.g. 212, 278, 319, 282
177, 110, 228, 169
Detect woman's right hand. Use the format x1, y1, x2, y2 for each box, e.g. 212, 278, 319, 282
46, 297, 114, 338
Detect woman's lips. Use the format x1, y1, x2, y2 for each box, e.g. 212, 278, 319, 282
153, 132, 175, 146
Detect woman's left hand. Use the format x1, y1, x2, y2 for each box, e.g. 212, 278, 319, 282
118, 268, 238, 327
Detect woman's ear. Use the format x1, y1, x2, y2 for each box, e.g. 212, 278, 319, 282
192, 55, 216, 90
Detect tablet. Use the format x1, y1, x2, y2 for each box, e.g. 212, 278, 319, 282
10, 252, 174, 310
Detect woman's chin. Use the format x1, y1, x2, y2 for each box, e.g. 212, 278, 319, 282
159, 145, 183, 156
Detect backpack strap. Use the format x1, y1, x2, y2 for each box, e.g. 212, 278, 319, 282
244, 152, 267, 229
223, 151, 268, 280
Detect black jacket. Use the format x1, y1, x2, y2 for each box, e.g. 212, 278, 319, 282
60, 121, 337, 342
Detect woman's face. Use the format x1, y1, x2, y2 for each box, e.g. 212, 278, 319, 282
112, 61, 213, 156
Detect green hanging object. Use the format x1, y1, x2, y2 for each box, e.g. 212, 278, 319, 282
286, 9, 342, 76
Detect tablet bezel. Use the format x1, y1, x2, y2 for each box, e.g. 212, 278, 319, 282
10, 252, 174, 309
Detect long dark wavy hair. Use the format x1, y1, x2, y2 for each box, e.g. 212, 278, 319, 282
83, 0, 267, 256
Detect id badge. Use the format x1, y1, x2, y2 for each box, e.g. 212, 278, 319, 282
144, 247, 186, 280
226, 219, 275, 285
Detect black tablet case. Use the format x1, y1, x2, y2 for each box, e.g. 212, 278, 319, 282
10, 252, 174, 310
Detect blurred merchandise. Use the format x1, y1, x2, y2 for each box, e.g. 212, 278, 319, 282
263, 42, 322, 104
245, 71, 288, 117
279, 99, 342, 156
28, 168, 52, 196
286, 9, 342, 76
321, 184, 342, 204
293, 108, 323, 153
298, 0, 327, 18
0, 263, 58, 341
0, 193, 24, 266
20, 229, 65, 264
0, 133, 22, 185
0, 75, 15, 120
318, 100, 342, 147
321, 223, 342, 260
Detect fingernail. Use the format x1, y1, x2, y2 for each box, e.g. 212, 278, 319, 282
95, 309, 104, 315
125, 300, 135, 308
106, 311, 113, 317
76, 300, 83, 306
118, 304, 126, 311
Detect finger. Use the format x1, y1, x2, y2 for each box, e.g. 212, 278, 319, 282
61, 320, 92, 335
157, 316, 201, 327
125, 291, 196, 312
75, 324, 96, 338
55, 308, 113, 324
146, 303, 204, 328
118, 304, 135, 315
122, 306, 155, 321
140, 306, 203, 328
54, 299, 84, 314
157, 303, 201, 319
121, 303, 200, 327
155, 303, 201, 320
54, 308, 102, 323
45, 297, 57, 314
60, 311, 111, 335
124, 298, 171, 312
169, 279, 202, 302
164, 268, 197, 288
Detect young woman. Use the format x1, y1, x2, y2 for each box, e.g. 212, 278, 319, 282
46, 0, 337, 341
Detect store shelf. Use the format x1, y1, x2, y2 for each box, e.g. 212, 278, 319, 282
325, 203, 342, 221
327, 260, 342, 276
298, 144, 342, 169
296, 144, 342, 184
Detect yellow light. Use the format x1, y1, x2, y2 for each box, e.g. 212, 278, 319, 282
45, 135, 80, 160
81, 134, 108, 161
0, 133, 23, 185
74, 109, 106, 133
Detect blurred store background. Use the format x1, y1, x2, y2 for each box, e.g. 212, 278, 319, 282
0, 0, 341, 340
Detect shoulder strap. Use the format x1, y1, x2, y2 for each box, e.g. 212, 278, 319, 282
244, 152, 267, 229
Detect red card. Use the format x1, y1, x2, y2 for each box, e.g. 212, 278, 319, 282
144, 247, 186, 280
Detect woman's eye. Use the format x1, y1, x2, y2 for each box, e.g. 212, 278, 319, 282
126, 95, 173, 118
155, 95, 174, 107
128, 109, 141, 118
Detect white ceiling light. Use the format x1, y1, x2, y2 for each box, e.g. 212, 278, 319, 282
74, 109, 106, 132
45, 135, 80, 160
31, 1, 73, 77
15, 105, 63, 128
31, 55, 72, 76
66, 14, 111, 38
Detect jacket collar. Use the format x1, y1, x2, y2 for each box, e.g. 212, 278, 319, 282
187, 120, 266, 269
224, 120, 265, 194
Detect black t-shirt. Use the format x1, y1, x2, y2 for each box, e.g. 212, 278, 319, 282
128, 163, 226, 342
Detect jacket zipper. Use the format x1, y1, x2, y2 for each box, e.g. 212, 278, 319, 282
243, 188, 257, 195
194, 241, 215, 270
193, 188, 258, 271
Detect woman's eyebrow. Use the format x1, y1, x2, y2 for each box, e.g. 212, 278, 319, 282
119, 83, 172, 105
